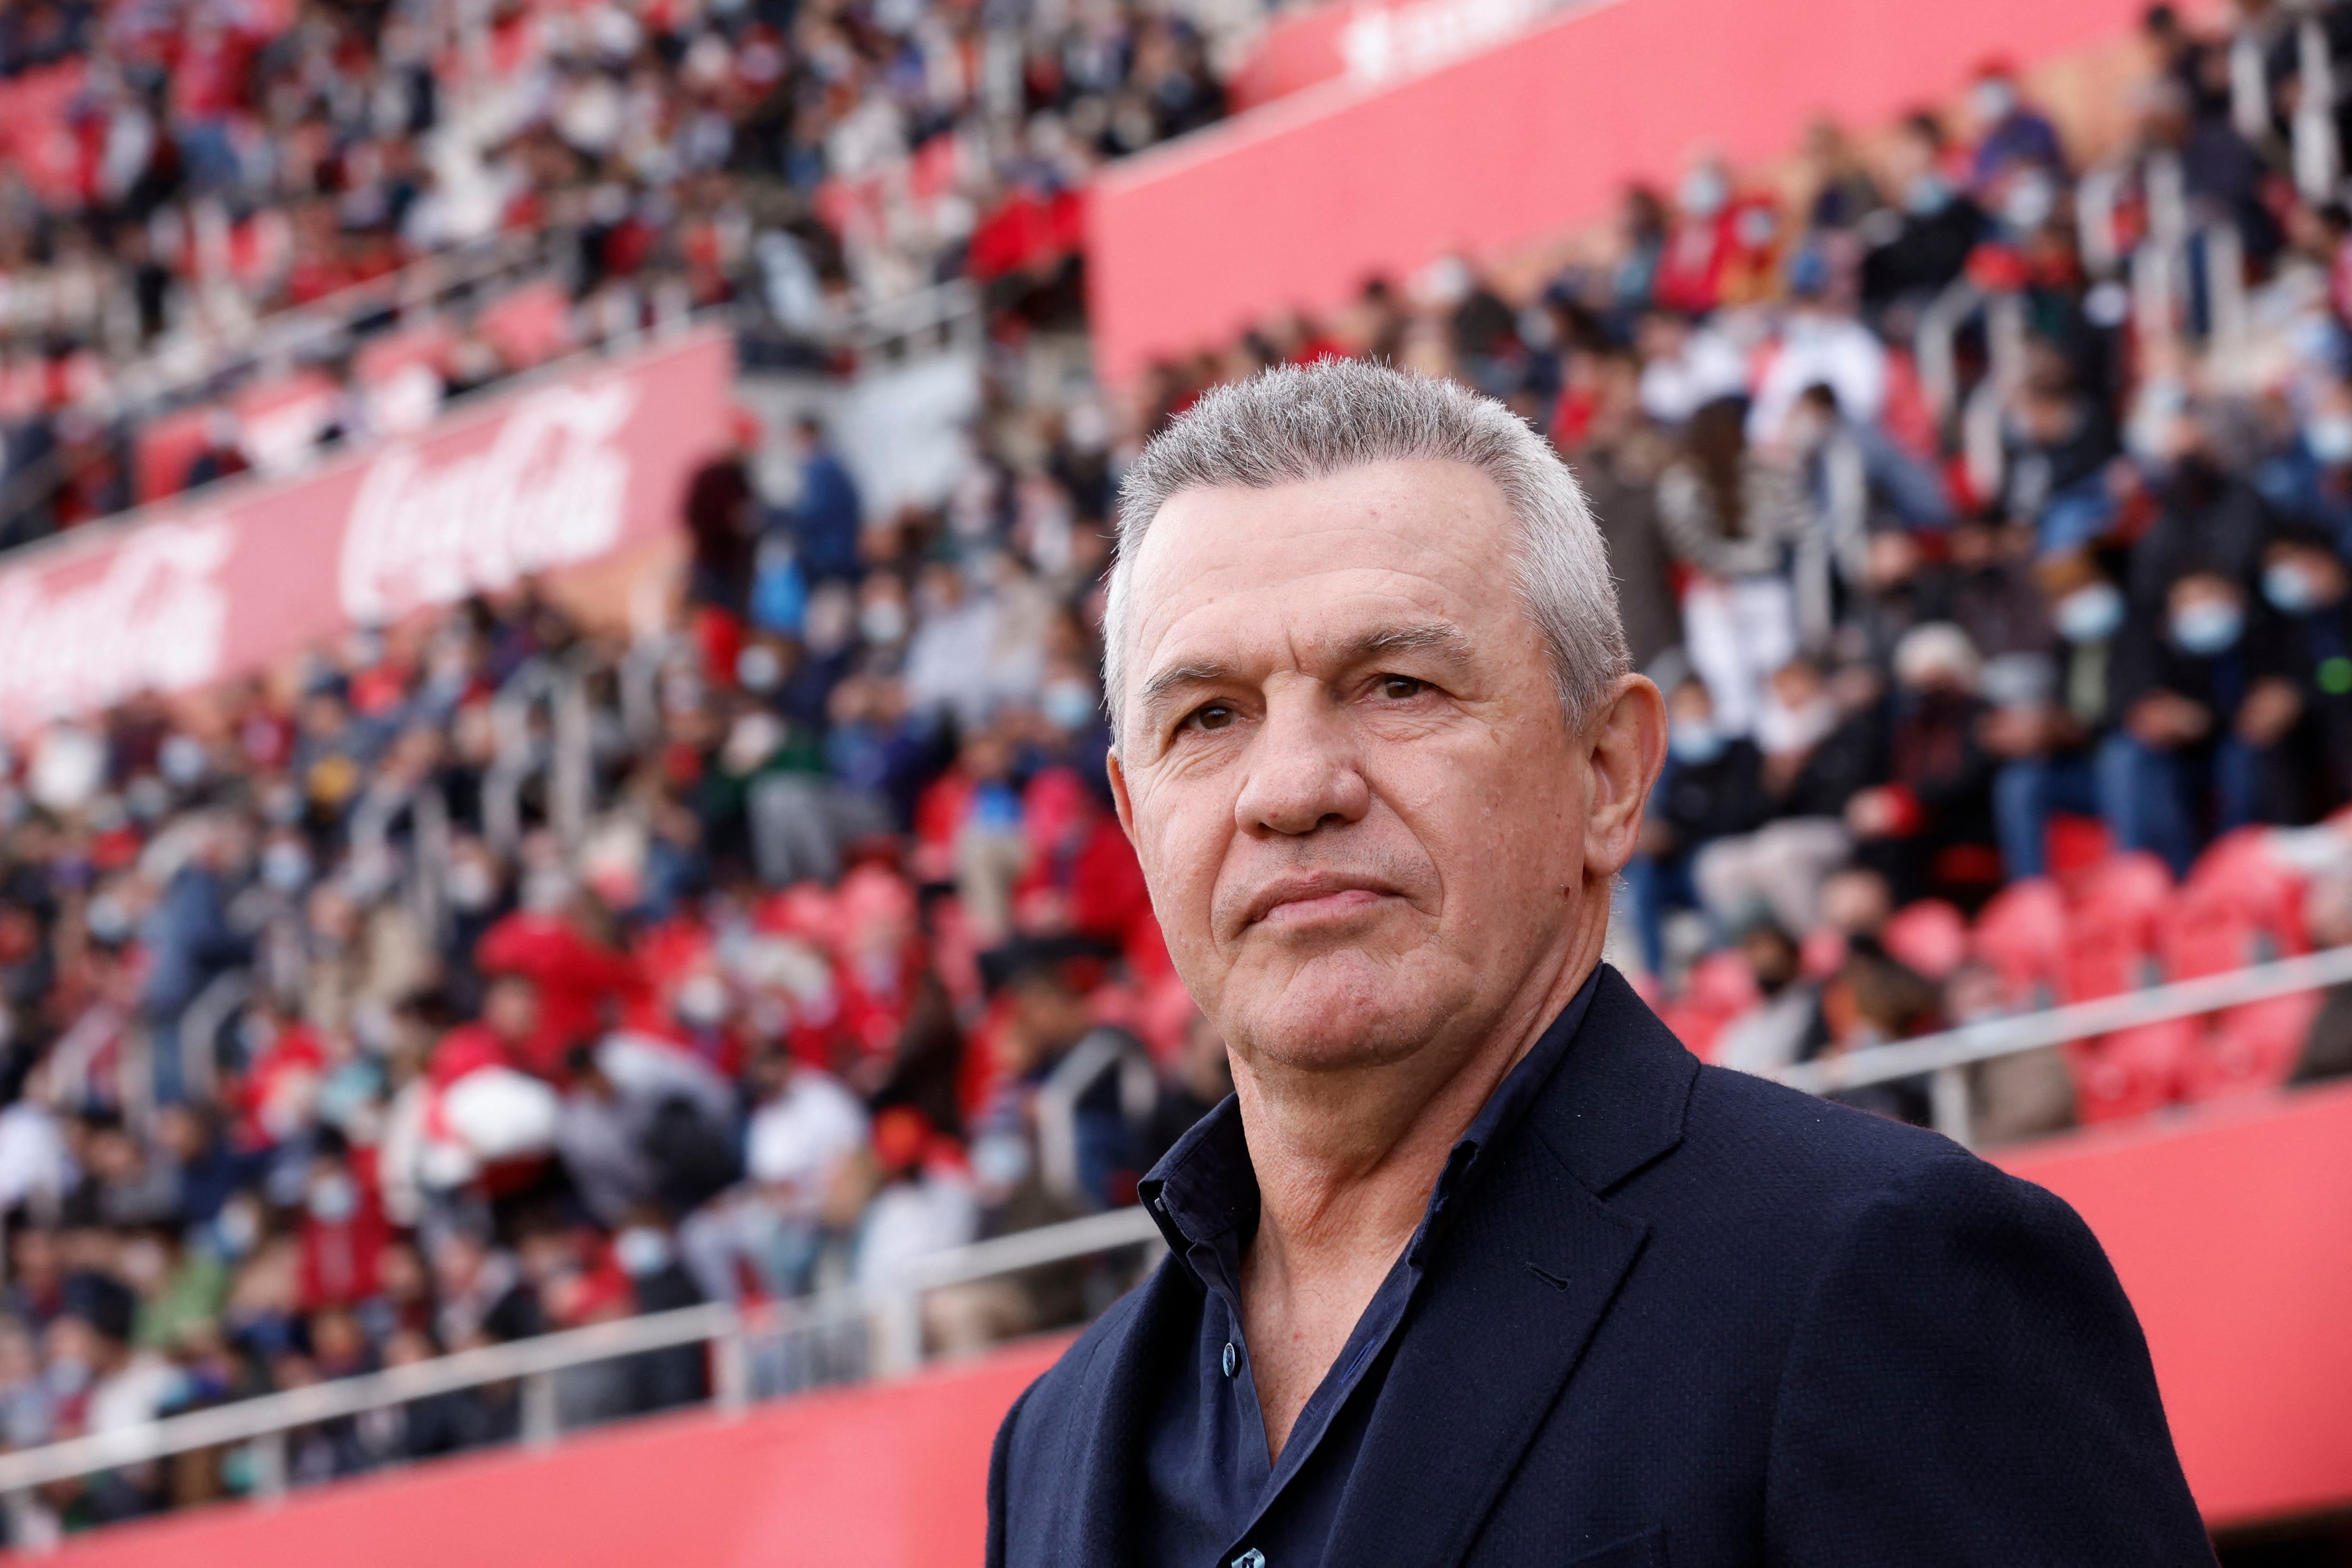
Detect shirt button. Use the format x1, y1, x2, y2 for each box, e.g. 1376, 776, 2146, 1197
1221, 1341, 1237, 1378
1232, 1551, 1266, 1568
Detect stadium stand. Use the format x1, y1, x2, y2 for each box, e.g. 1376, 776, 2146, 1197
6, 0, 2352, 1553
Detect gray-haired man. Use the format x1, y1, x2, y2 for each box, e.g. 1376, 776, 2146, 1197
988, 360, 2210, 1568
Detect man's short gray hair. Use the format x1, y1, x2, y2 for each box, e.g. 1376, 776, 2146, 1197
1103, 358, 1630, 749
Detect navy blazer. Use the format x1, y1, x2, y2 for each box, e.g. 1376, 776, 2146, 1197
987, 966, 2215, 1566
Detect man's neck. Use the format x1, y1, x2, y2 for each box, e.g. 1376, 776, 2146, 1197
1236, 915, 1607, 1290
1226, 915, 1606, 1460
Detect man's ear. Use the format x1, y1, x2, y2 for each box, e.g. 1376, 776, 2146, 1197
1581, 674, 1667, 879
1108, 748, 1137, 845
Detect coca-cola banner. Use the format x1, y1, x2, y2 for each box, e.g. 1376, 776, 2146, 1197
0, 329, 732, 735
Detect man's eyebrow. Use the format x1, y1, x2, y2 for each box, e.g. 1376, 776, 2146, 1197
1135, 661, 1237, 728
1342, 621, 1476, 665
1131, 622, 1475, 734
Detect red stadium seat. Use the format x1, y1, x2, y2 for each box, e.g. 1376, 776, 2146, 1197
2180, 994, 2320, 1102
2069, 852, 2174, 947
1882, 899, 1968, 981
1971, 877, 2066, 1006
2066, 1018, 2199, 1123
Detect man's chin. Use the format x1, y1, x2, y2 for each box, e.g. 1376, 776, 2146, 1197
1225, 964, 1458, 1074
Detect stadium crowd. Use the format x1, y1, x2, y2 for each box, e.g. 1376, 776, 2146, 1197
0, 0, 1228, 541
8, 0, 2352, 1541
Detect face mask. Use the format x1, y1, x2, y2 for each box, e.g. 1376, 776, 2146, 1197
1669, 720, 1727, 765
1754, 697, 1838, 756
2265, 562, 2327, 615
614, 1226, 674, 1278
215, 1198, 262, 1258
447, 859, 497, 912
1040, 679, 1097, 733
261, 841, 312, 893
46, 1359, 90, 1398
159, 733, 208, 788
1903, 173, 1951, 217
858, 598, 908, 647
2309, 416, 2352, 468
2172, 600, 2245, 656
1678, 167, 1728, 219
736, 644, 782, 693
676, 972, 730, 1027
85, 895, 132, 947
1971, 80, 2017, 124
2053, 582, 2125, 644
308, 1172, 358, 1224
2002, 170, 2056, 231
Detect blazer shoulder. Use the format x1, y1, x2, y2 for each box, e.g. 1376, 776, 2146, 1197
997, 1252, 1181, 1454
1655, 1062, 2082, 1256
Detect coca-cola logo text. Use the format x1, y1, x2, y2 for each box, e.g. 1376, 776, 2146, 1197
338, 376, 639, 624
0, 521, 234, 729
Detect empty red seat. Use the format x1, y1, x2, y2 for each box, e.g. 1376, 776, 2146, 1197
1883, 899, 1968, 981
2180, 994, 2319, 1102
2066, 1018, 2199, 1123
1972, 878, 2066, 1006
2069, 852, 2174, 949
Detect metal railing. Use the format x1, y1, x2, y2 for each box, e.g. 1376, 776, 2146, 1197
1778, 943, 2352, 1146
0, 1202, 1164, 1552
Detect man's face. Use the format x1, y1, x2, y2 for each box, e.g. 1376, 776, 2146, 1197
1109, 459, 1621, 1075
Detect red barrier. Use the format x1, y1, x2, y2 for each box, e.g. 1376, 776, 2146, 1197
1089, 0, 2160, 382
50, 1336, 1070, 1568
40, 1079, 2352, 1563
0, 330, 731, 735
2000, 1079, 2352, 1529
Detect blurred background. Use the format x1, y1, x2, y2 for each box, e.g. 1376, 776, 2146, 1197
2, 0, 2352, 1560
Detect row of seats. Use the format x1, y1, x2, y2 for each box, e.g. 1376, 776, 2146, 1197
1657, 823, 2332, 1126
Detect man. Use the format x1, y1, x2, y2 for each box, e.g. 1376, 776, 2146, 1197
987, 361, 2209, 1565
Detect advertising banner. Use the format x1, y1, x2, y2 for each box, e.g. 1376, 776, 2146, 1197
0, 329, 731, 734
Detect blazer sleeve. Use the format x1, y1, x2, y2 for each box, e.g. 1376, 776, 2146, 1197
1762, 1153, 2216, 1566
986, 1379, 1038, 1568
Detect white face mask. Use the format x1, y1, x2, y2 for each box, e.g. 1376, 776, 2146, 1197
309, 1172, 358, 1224
2171, 599, 2245, 656
2053, 582, 2126, 644
676, 972, 730, 1027
2309, 415, 2352, 468
858, 598, 909, 647
1678, 167, 1729, 219
614, 1226, 674, 1278
1972, 79, 2017, 125
1040, 678, 1098, 733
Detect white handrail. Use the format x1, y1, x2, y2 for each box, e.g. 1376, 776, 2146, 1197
1779, 942, 2352, 1101
0, 1202, 1164, 1506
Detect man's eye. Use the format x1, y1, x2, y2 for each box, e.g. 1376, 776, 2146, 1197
1186, 703, 1236, 732
1378, 677, 1429, 700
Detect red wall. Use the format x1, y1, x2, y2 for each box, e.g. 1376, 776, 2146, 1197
2000, 1080, 2352, 1530
48, 1080, 2352, 1563
1088, 0, 2160, 382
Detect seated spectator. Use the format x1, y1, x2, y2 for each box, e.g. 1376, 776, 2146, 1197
1657, 396, 1809, 736
2107, 569, 2301, 872
1628, 677, 1769, 970
1848, 624, 1999, 905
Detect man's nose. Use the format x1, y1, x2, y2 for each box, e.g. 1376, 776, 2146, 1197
1232, 689, 1370, 837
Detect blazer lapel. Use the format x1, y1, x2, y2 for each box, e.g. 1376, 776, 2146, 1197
1033, 1256, 1200, 1568
1322, 967, 1699, 1568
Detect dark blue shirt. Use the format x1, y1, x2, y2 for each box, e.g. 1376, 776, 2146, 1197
1135, 970, 1602, 1568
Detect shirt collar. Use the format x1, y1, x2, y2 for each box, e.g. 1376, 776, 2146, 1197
1141, 967, 1605, 1280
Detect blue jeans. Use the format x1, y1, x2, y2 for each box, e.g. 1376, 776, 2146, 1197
2094, 732, 2263, 877
1993, 752, 2104, 879
1624, 852, 1700, 975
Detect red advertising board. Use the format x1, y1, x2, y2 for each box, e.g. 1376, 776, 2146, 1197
0, 329, 731, 735
1089, 0, 2169, 382
1225, 0, 1592, 112
36, 1080, 2352, 1567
